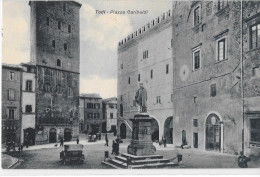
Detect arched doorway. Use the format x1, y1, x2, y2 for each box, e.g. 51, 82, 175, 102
151, 118, 159, 142
120, 123, 126, 139
205, 114, 221, 151
24, 128, 35, 145
164, 117, 173, 144
49, 128, 57, 143
64, 128, 72, 141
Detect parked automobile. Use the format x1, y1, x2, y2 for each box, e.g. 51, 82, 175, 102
88, 134, 97, 142
60, 144, 85, 165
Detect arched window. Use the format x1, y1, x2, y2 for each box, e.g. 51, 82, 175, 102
57, 59, 61, 67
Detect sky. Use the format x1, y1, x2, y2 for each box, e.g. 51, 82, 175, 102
2, 0, 173, 98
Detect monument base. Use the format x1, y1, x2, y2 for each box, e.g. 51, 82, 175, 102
127, 143, 156, 156
127, 113, 156, 156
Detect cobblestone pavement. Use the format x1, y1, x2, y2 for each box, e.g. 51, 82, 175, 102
2, 138, 260, 169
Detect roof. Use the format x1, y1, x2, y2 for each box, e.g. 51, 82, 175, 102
102, 97, 117, 104
2, 63, 22, 70
80, 93, 102, 99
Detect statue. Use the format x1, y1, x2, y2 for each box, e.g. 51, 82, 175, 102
135, 83, 147, 113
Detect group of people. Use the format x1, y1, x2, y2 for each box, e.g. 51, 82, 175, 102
6, 141, 26, 152
104, 133, 120, 155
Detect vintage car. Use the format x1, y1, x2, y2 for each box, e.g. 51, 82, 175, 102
60, 144, 85, 165
88, 134, 97, 142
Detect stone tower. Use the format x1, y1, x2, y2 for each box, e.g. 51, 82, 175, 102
29, 1, 81, 144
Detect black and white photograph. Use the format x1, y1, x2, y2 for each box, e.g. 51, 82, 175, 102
0, 0, 260, 175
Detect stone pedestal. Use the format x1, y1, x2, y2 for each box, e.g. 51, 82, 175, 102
127, 113, 156, 156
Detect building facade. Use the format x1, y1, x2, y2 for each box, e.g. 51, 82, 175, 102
171, 1, 260, 155
117, 10, 173, 142
172, 0, 242, 154
29, 1, 81, 144
20, 63, 36, 146
2, 64, 22, 145
117, 1, 260, 155
80, 94, 105, 134
102, 97, 117, 133
242, 1, 260, 156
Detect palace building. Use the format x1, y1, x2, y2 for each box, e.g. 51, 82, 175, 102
117, 10, 173, 143
118, 1, 260, 155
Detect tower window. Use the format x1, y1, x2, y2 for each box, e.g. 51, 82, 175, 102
138, 74, 140, 82
218, 0, 228, 11
128, 77, 130, 84
63, 2, 66, 11
151, 69, 153, 79
46, 17, 49, 26
68, 87, 73, 96
217, 38, 226, 61
44, 83, 51, 92
25, 105, 32, 113
9, 72, 15, 81
193, 48, 201, 70
194, 6, 200, 26
57, 59, 61, 67
8, 89, 15, 100
166, 64, 169, 74
58, 21, 61, 30
210, 84, 217, 97
52, 40, 55, 48
68, 25, 71, 33
250, 23, 260, 49
64, 43, 67, 50
26, 80, 32, 91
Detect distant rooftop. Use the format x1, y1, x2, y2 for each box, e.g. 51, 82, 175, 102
103, 97, 117, 103
2, 63, 22, 70
80, 93, 102, 99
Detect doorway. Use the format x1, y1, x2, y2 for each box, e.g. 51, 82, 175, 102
205, 114, 221, 151
24, 128, 35, 145
49, 128, 57, 143
120, 123, 126, 139
193, 132, 198, 148
64, 128, 72, 141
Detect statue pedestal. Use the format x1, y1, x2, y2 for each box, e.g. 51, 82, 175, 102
127, 113, 156, 156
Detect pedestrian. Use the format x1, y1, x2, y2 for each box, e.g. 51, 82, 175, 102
12, 141, 16, 151
238, 151, 251, 168
60, 138, 64, 147
76, 138, 79, 144
105, 133, 109, 146
111, 139, 117, 154
20, 144, 23, 151
115, 138, 120, 155
162, 136, 166, 147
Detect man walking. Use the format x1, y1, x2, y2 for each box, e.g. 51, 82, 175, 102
76, 138, 79, 144
105, 133, 109, 146
60, 138, 64, 147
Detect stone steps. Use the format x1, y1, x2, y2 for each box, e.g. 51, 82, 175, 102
115, 156, 171, 165
121, 153, 163, 160
102, 153, 179, 169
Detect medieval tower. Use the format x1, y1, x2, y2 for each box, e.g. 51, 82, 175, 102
29, 1, 81, 144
